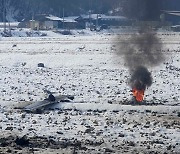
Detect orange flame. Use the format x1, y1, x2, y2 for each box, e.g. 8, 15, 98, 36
132, 88, 145, 102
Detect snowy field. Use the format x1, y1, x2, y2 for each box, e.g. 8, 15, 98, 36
0, 33, 180, 153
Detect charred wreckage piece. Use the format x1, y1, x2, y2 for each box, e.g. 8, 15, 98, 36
22, 92, 74, 113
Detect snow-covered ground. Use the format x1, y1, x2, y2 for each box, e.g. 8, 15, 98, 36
0, 27, 146, 37
0, 33, 179, 153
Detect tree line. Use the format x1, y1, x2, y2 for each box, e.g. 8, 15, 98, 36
0, 0, 121, 21
0, 0, 179, 22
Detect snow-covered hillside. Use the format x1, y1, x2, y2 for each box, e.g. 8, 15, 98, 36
0, 34, 179, 153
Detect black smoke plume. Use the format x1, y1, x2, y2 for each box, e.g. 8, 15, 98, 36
119, 29, 164, 90
117, 0, 165, 91
121, 0, 163, 20
130, 66, 152, 90
120, 29, 164, 70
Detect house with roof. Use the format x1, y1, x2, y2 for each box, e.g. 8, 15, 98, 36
160, 11, 180, 31
62, 16, 79, 29
19, 14, 63, 30
43, 15, 63, 29
30, 14, 64, 30
99, 15, 131, 26
163, 11, 180, 25
76, 14, 132, 30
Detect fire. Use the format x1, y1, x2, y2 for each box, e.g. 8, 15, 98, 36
132, 88, 145, 102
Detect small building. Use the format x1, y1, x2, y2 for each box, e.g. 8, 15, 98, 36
99, 15, 131, 26
76, 14, 132, 29
171, 25, 180, 31
19, 14, 63, 30
61, 17, 78, 29
44, 15, 63, 29
162, 11, 180, 25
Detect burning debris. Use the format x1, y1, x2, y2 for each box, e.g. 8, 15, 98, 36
130, 66, 152, 102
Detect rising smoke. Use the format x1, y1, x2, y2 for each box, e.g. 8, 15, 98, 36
117, 0, 165, 90
121, 28, 164, 71
121, 0, 163, 20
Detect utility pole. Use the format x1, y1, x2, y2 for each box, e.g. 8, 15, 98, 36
63, 8, 65, 29
89, 0, 92, 30
96, 14, 99, 30
31, 11, 35, 30
59, 8, 61, 17
3, 0, 6, 32
89, 10, 91, 29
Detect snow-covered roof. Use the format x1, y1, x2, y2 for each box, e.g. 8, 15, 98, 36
171, 25, 180, 27
45, 15, 63, 21
64, 16, 79, 20
63, 17, 77, 23
81, 14, 101, 20
162, 10, 180, 16
101, 15, 128, 20
166, 12, 180, 17
80, 14, 128, 20
163, 10, 180, 13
